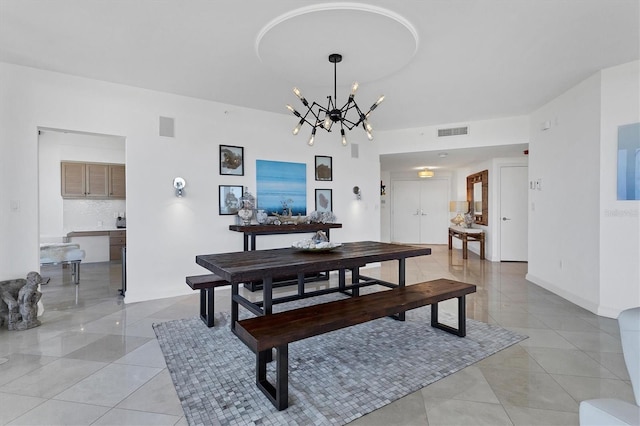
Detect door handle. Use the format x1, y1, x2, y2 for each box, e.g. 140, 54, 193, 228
502, 217, 512, 221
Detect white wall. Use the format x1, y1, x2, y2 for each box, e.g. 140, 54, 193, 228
527, 71, 602, 312
39, 130, 126, 241
527, 60, 640, 317
599, 61, 640, 315
377, 116, 530, 155
0, 62, 381, 303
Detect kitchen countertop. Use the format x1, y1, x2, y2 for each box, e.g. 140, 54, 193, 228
67, 229, 126, 237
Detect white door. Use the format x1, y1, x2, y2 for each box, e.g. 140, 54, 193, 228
419, 179, 449, 244
392, 179, 449, 244
392, 180, 421, 243
500, 166, 528, 261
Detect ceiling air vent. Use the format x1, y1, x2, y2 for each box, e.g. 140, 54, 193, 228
438, 126, 468, 137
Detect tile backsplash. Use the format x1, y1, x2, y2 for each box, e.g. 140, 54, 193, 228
63, 199, 127, 232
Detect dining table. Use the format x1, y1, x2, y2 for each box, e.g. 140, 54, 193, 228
195, 241, 432, 332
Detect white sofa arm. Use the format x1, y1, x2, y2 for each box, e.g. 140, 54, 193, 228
579, 399, 640, 426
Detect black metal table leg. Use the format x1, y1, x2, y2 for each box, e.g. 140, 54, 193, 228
231, 283, 239, 331
397, 258, 406, 321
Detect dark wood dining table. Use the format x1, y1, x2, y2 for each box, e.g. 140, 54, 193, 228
195, 241, 432, 331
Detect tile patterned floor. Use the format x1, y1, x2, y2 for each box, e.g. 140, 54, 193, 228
0, 245, 633, 425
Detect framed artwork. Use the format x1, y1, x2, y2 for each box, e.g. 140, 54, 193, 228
315, 189, 332, 212
219, 185, 243, 215
617, 122, 640, 200
220, 145, 244, 176
315, 155, 332, 181
256, 160, 307, 215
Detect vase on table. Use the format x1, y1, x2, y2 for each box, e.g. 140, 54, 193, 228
256, 209, 268, 224
463, 212, 474, 228
237, 208, 252, 225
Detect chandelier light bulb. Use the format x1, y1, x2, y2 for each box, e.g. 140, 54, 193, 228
364, 120, 373, 132
308, 127, 317, 146
351, 81, 359, 96
323, 116, 331, 130
341, 129, 347, 146
293, 87, 303, 99
292, 120, 303, 135
286, 104, 301, 118
366, 129, 374, 141
375, 95, 385, 105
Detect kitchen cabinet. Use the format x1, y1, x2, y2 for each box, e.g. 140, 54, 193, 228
109, 164, 126, 198
109, 230, 126, 261
61, 161, 125, 199
86, 163, 109, 198
61, 162, 86, 197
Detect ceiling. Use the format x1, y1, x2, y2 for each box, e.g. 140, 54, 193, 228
1, 0, 638, 172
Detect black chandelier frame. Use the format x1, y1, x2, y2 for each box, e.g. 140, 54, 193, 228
287, 53, 383, 145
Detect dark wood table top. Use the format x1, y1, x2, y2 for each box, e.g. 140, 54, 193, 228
196, 241, 431, 284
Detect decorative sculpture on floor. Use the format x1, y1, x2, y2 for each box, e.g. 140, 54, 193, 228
0, 271, 44, 331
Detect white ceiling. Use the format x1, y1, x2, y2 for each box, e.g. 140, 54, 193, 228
1, 0, 638, 172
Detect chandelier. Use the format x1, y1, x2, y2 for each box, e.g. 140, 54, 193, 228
286, 53, 385, 147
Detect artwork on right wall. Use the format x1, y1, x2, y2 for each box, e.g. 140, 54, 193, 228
617, 122, 640, 200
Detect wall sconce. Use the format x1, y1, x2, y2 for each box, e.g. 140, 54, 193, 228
173, 177, 186, 197
353, 186, 361, 200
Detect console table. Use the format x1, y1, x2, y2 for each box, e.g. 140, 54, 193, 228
228, 223, 343, 291
228, 223, 342, 251
448, 226, 485, 260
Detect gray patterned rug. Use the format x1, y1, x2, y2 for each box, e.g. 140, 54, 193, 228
153, 293, 526, 426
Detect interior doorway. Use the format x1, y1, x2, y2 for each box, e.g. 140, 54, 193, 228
37, 128, 127, 304
391, 178, 449, 244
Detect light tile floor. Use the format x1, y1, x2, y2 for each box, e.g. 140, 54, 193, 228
0, 245, 633, 425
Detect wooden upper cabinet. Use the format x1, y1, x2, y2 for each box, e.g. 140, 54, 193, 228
61, 162, 125, 199
61, 162, 86, 197
86, 163, 109, 198
109, 164, 126, 198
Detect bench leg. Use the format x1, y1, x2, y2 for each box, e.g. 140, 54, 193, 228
431, 295, 467, 337
256, 345, 288, 410
199, 288, 215, 327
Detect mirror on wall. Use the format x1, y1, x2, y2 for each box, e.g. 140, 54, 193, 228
467, 170, 488, 225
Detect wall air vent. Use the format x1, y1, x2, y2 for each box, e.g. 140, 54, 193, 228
438, 126, 468, 137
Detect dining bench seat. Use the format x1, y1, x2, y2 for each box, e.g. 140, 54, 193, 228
186, 274, 229, 327
235, 278, 477, 410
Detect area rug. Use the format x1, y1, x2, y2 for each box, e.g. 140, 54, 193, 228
153, 293, 527, 426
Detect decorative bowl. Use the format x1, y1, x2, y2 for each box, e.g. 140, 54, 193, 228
291, 240, 342, 252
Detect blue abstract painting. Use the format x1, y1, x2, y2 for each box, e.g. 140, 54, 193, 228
256, 160, 307, 215
617, 122, 640, 200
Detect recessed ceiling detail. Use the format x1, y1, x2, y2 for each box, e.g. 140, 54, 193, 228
255, 3, 419, 86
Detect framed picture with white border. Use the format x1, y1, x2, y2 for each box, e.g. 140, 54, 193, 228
315, 188, 332, 212
314, 155, 332, 181
219, 185, 243, 215
220, 145, 244, 176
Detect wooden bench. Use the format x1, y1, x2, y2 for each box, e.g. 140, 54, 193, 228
185, 274, 229, 327
235, 278, 477, 410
